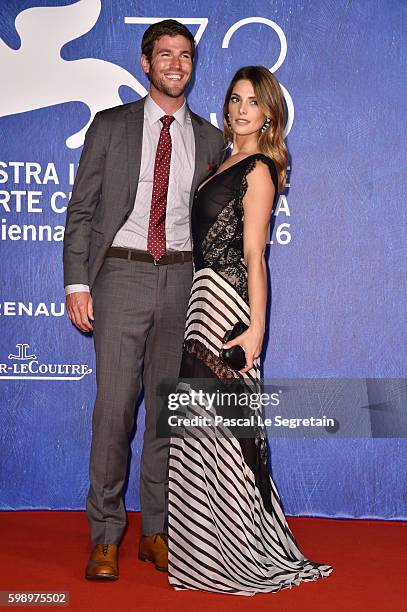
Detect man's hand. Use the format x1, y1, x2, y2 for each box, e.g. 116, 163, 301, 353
66, 292, 94, 332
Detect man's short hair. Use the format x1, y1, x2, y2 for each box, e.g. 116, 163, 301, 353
141, 19, 196, 63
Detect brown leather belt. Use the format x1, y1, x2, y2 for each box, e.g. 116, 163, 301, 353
107, 247, 192, 265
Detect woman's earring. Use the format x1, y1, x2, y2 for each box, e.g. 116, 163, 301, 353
261, 117, 271, 133
226, 113, 232, 130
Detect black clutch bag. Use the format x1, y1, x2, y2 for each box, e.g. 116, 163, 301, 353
220, 321, 248, 371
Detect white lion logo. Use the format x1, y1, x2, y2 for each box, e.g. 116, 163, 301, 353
0, 0, 147, 148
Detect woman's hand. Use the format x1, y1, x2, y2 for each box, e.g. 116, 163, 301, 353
222, 325, 264, 373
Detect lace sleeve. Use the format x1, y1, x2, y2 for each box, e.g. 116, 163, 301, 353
236, 154, 278, 213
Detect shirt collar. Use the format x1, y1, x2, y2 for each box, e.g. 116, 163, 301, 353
144, 94, 188, 127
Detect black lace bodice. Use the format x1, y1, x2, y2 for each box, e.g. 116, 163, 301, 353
191, 153, 278, 302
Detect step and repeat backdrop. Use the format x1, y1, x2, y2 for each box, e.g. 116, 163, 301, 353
0, 0, 406, 518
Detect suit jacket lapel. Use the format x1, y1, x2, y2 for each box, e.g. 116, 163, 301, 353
126, 98, 145, 207
189, 110, 209, 210
126, 101, 216, 213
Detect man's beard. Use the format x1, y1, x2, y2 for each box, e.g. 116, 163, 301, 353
148, 71, 190, 98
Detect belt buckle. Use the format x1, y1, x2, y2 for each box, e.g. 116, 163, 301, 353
153, 254, 168, 265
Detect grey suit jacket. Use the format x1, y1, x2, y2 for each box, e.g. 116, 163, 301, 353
63, 97, 225, 290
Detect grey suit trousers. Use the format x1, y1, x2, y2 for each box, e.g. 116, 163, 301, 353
86, 255, 192, 544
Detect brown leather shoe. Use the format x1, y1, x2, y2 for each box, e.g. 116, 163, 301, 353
85, 544, 118, 581
138, 533, 168, 572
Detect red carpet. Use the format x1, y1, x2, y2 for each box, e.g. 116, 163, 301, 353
1, 511, 405, 611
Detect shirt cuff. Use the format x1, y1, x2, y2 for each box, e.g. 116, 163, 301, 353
65, 284, 90, 296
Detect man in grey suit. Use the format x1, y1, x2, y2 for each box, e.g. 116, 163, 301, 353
63, 20, 224, 580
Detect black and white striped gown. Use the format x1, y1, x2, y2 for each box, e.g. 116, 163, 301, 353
168, 154, 333, 595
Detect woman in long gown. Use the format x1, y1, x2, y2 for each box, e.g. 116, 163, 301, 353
167, 66, 334, 595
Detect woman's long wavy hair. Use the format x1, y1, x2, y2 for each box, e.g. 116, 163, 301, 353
222, 66, 288, 192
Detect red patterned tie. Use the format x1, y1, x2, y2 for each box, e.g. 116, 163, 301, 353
147, 114, 175, 261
